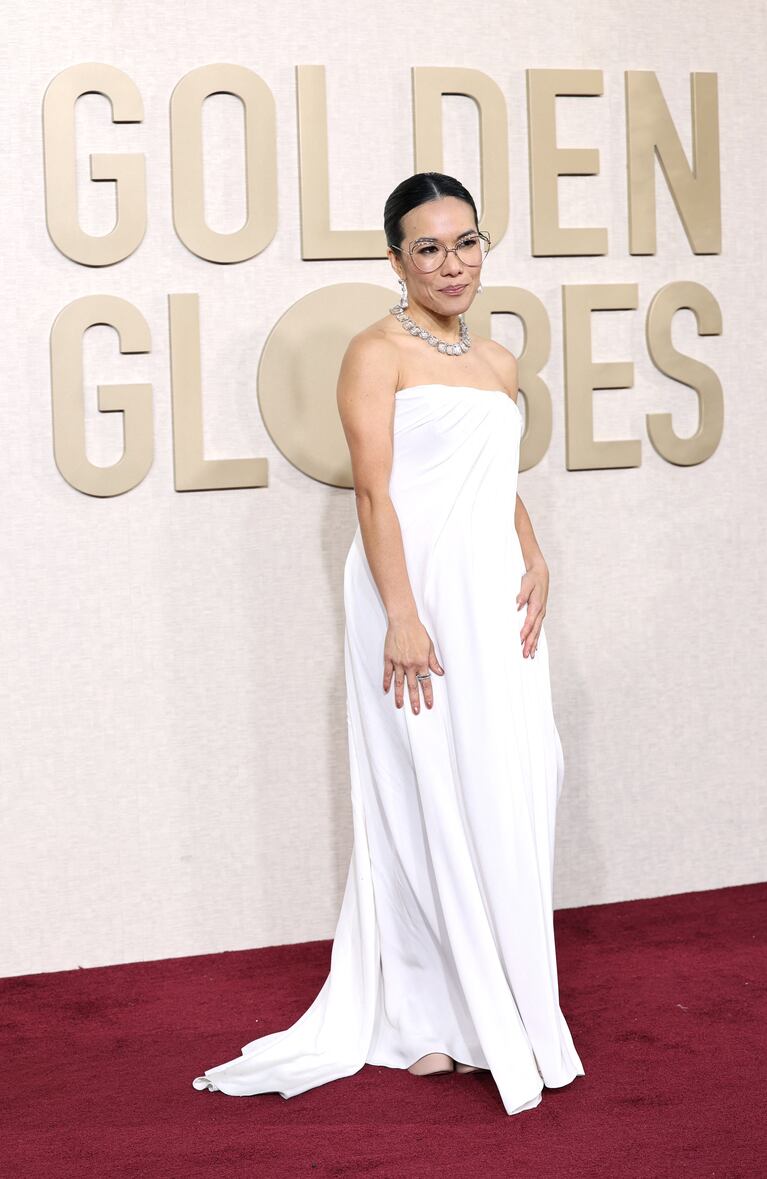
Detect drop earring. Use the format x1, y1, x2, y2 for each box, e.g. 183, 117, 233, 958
478, 280, 483, 294
398, 277, 408, 309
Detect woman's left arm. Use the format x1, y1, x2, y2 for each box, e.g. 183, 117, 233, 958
514, 493, 548, 659
489, 339, 549, 660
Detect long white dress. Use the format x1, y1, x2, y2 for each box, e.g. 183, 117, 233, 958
192, 383, 585, 1116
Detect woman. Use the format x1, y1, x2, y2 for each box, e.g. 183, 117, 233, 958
192, 172, 585, 1116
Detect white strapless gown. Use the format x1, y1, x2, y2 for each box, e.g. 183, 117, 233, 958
192, 384, 585, 1116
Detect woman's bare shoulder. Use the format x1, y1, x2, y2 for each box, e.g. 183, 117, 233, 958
479, 337, 519, 397
337, 320, 400, 402
345, 317, 400, 362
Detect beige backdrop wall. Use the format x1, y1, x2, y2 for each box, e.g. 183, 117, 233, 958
2, 0, 765, 978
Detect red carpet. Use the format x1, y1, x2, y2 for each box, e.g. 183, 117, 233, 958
1, 882, 764, 1178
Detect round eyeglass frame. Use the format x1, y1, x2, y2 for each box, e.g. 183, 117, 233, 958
389, 230, 492, 273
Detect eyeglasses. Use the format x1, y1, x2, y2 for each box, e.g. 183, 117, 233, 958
389, 230, 491, 273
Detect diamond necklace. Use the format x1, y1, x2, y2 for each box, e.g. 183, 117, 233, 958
388, 304, 471, 355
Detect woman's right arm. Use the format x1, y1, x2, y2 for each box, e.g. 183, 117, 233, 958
336, 332, 444, 715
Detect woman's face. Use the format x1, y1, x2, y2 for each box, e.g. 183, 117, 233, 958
389, 195, 482, 316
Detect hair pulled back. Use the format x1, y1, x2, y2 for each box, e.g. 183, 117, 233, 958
383, 172, 479, 251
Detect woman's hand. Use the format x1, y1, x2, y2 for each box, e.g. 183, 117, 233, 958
383, 615, 445, 714
516, 561, 549, 659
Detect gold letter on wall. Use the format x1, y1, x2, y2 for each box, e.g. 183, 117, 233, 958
412, 67, 509, 250
170, 64, 277, 263
626, 71, 721, 255
527, 69, 607, 257
562, 283, 641, 471
645, 281, 723, 465
51, 295, 152, 496
42, 64, 146, 266
296, 65, 389, 259
258, 283, 394, 487
168, 294, 268, 491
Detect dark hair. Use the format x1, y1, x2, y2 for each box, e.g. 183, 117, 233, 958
383, 172, 479, 251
